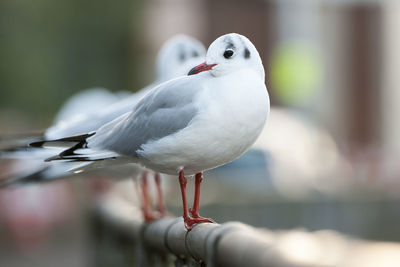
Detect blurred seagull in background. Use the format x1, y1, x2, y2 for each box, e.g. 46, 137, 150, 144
33, 33, 270, 230
0, 35, 205, 189
45, 35, 206, 139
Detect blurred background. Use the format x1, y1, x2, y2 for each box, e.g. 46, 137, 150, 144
1, 0, 400, 266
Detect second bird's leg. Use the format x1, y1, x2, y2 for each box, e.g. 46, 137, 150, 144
140, 170, 157, 222
154, 172, 167, 216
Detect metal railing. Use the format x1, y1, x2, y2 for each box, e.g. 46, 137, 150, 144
95, 205, 279, 266
91, 195, 400, 267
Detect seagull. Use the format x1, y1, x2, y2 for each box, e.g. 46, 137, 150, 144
31, 33, 270, 230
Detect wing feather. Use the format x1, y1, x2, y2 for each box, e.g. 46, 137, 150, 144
88, 75, 205, 157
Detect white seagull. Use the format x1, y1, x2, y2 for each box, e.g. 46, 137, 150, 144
32, 33, 270, 229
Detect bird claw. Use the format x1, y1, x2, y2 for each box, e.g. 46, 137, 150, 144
184, 216, 215, 230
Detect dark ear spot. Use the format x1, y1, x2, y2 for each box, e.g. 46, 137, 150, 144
244, 48, 250, 59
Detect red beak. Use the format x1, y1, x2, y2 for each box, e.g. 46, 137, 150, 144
188, 62, 217, 75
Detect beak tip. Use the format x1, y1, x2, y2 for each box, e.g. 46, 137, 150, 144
187, 62, 216, 76
187, 68, 197, 76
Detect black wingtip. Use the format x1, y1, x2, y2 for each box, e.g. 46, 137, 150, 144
56, 132, 96, 142
42, 132, 96, 162
29, 140, 46, 148
29, 132, 96, 148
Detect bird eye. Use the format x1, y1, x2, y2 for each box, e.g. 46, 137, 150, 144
223, 50, 234, 59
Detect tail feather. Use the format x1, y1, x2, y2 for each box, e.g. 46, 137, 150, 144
28, 132, 118, 163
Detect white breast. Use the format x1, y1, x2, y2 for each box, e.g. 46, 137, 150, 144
138, 69, 270, 175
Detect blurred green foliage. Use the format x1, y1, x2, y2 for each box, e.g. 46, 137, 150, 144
270, 41, 322, 106
0, 0, 144, 124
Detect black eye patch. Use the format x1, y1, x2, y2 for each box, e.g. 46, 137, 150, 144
244, 48, 250, 59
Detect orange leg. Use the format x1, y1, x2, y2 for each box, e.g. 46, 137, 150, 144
178, 170, 214, 230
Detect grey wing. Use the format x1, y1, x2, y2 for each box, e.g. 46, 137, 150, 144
88, 75, 203, 157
